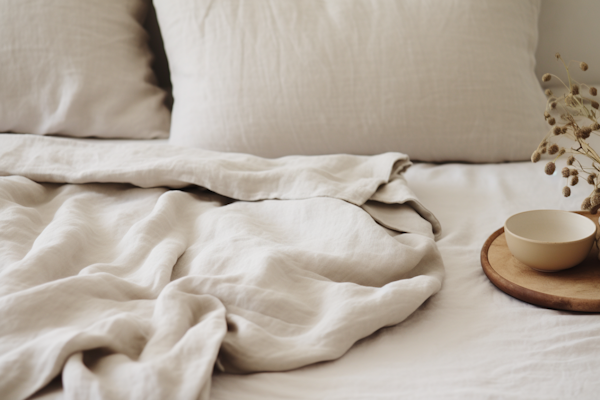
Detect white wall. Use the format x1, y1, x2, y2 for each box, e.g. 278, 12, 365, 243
536, 0, 600, 86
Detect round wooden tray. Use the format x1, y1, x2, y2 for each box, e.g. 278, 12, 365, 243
481, 211, 600, 312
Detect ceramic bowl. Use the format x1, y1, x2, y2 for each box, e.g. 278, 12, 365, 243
504, 210, 597, 272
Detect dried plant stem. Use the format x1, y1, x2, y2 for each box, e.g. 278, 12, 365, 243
534, 54, 600, 212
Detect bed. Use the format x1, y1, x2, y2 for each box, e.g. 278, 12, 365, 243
1, 1, 600, 399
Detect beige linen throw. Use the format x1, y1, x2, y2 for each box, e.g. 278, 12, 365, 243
0, 134, 444, 400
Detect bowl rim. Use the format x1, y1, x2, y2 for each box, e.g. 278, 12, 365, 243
504, 209, 597, 245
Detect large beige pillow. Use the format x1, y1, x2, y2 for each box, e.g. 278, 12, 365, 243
156, 0, 547, 162
0, 0, 170, 139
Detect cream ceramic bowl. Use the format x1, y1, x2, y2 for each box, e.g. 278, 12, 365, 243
504, 210, 597, 272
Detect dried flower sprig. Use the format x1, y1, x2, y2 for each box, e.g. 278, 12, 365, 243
532, 53, 600, 213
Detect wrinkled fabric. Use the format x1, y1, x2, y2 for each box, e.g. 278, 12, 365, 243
0, 134, 443, 400
210, 161, 600, 400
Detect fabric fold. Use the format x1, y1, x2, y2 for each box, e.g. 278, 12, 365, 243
0, 134, 411, 205
0, 133, 444, 400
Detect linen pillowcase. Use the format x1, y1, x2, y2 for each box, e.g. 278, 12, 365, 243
155, 0, 547, 162
0, 0, 170, 139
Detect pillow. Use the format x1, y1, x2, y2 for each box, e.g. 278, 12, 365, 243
0, 0, 170, 139
155, 0, 547, 162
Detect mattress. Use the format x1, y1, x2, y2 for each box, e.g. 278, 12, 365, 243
210, 161, 600, 400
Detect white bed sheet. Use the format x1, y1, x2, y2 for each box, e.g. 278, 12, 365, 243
209, 161, 600, 400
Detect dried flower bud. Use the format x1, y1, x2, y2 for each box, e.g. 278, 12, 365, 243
553, 126, 561, 135
592, 101, 599, 110
576, 128, 589, 139
562, 167, 570, 178
542, 73, 552, 82
541, 147, 547, 154
580, 62, 589, 71
545, 162, 556, 175
547, 144, 558, 155
545, 89, 553, 97
582, 197, 592, 210
590, 87, 598, 96
567, 155, 575, 165
551, 102, 557, 109
555, 52, 561, 59
570, 175, 579, 186
570, 169, 579, 176
592, 193, 600, 206
588, 173, 597, 185
531, 151, 541, 163
547, 117, 556, 126
562, 186, 571, 197
571, 85, 580, 95
558, 148, 566, 156
544, 111, 551, 119
577, 126, 593, 139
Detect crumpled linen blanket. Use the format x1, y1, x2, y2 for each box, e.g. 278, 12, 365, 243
0, 134, 444, 400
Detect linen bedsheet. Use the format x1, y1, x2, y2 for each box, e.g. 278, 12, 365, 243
0, 134, 444, 400
208, 161, 600, 400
